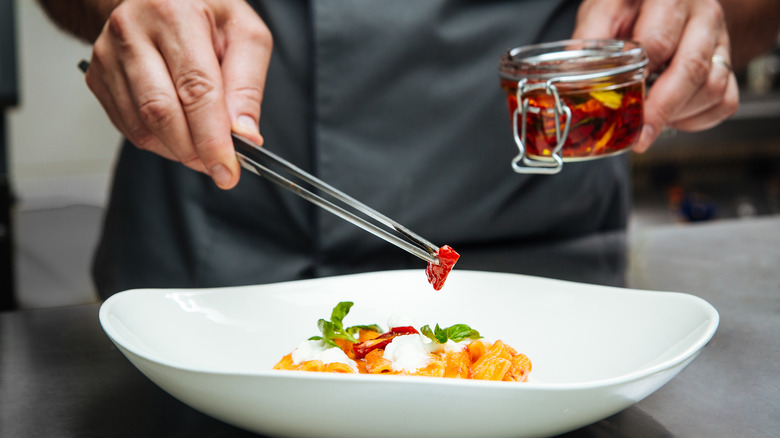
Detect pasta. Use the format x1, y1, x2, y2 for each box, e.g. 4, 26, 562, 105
272, 302, 532, 382
275, 331, 532, 381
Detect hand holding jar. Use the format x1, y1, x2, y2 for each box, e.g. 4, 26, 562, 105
571, 0, 739, 153
499, 40, 648, 174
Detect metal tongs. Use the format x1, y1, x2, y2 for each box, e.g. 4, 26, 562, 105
233, 134, 440, 265
77, 60, 440, 265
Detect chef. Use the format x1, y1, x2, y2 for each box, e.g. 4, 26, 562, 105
38, 0, 778, 297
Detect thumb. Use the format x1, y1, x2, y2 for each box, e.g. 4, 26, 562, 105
221, 7, 273, 147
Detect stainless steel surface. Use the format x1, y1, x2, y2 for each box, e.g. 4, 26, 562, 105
2, 216, 778, 437
626, 217, 779, 438
233, 133, 440, 265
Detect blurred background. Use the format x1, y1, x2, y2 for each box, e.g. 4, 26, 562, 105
3, 0, 118, 309
2, 1, 779, 310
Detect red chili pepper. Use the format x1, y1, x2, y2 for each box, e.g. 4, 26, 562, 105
426, 245, 460, 291
352, 326, 419, 359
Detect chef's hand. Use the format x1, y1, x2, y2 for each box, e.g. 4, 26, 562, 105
572, 0, 739, 153
85, 0, 271, 189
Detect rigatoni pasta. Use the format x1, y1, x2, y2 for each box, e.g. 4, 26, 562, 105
273, 302, 532, 382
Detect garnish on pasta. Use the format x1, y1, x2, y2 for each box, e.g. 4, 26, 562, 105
308, 301, 382, 347
421, 323, 481, 344
273, 302, 532, 382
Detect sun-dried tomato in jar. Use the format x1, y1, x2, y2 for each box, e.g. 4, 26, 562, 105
498, 39, 648, 174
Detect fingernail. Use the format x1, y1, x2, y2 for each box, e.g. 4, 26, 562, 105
635, 125, 656, 153
237, 115, 257, 133
210, 163, 233, 188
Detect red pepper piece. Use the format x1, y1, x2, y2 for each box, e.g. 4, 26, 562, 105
426, 245, 460, 291
352, 326, 419, 359
386, 326, 420, 336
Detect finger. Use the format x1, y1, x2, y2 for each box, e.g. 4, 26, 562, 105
218, 2, 272, 146
154, 5, 238, 189
84, 54, 130, 141
571, 0, 641, 40
669, 48, 733, 122
97, 6, 205, 171
90, 35, 188, 166
635, 4, 724, 152
672, 69, 739, 132
631, 0, 692, 71
661, 2, 731, 122
116, 39, 208, 172
121, 47, 209, 172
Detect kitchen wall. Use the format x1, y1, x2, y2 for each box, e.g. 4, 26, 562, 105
8, 0, 119, 210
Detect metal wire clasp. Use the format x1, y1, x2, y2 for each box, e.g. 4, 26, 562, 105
511, 78, 572, 175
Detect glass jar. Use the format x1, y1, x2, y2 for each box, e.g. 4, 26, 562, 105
499, 39, 648, 174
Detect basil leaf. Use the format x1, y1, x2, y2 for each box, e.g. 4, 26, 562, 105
330, 301, 353, 329
434, 324, 448, 344
421, 324, 448, 343
311, 302, 381, 347
316, 319, 339, 348
421, 323, 482, 344
444, 324, 481, 342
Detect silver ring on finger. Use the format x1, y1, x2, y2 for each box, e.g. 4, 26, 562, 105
711, 54, 733, 74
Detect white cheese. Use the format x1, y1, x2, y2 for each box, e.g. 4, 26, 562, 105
426, 339, 466, 354
386, 313, 414, 329
383, 334, 432, 371
291, 340, 358, 371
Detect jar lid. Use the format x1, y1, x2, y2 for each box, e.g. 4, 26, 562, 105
499, 39, 648, 82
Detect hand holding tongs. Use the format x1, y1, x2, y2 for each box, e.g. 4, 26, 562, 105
232, 134, 440, 265
78, 59, 440, 265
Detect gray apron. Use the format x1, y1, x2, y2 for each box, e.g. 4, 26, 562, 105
92, 0, 629, 297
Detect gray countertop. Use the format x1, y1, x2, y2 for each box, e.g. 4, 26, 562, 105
1, 216, 778, 437
627, 216, 779, 438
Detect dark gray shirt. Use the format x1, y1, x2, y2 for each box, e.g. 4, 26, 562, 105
93, 0, 630, 297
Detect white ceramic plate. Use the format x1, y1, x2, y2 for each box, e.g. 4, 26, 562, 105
99, 270, 718, 438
